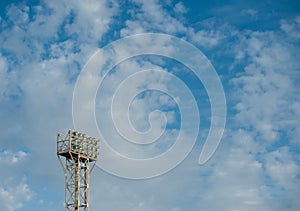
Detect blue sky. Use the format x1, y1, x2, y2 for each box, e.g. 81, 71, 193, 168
0, 0, 299, 210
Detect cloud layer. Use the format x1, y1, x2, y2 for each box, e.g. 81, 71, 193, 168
0, 0, 299, 210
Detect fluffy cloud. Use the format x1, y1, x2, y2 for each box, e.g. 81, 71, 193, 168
0, 0, 117, 209
226, 16, 300, 210
120, 0, 187, 36
93, 5, 299, 211
280, 16, 300, 39
0, 1, 299, 211
232, 27, 300, 143
0, 150, 28, 164
0, 178, 33, 211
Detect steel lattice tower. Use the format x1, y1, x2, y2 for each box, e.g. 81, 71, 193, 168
57, 129, 100, 211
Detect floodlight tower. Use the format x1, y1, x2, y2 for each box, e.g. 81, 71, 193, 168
57, 129, 100, 211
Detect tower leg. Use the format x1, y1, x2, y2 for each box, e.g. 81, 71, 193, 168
63, 156, 91, 211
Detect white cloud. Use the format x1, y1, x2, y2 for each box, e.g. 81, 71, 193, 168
6, 4, 30, 26
0, 1, 299, 211
280, 16, 300, 39
0, 0, 117, 209
226, 16, 300, 210
231, 28, 300, 144
174, 2, 188, 14
120, 0, 187, 36
189, 28, 224, 48
187, 19, 237, 49
0, 54, 8, 98
0, 178, 33, 211
195, 129, 268, 211
63, 0, 118, 44
0, 150, 28, 164
264, 147, 299, 188
120, 0, 236, 51
94, 56, 182, 159
241, 9, 258, 17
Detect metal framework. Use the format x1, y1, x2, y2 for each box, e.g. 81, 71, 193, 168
57, 129, 100, 211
